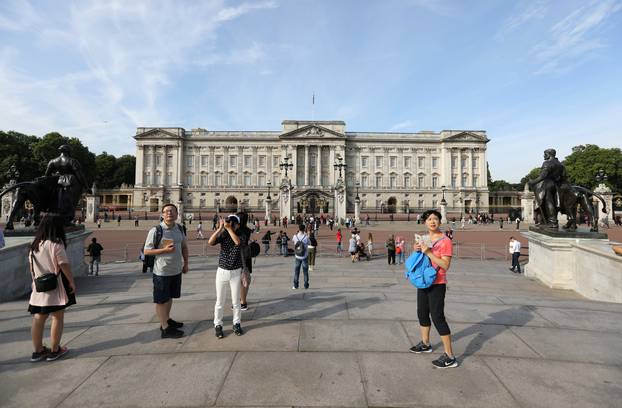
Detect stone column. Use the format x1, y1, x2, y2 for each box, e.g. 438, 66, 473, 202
135, 145, 144, 186
176, 143, 183, 186
279, 181, 292, 221
521, 186, 535, 223
329, 146, 335, 184
440, 201, 447, 224
317, 146, 322, 186
304, 145, 309, 186
150, 145, 156, 186
86, 194, 100, 223
265, 196, 272, 221
354, 196, 361, 224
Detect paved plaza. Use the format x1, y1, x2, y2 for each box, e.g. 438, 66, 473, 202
1, 250, 621, 407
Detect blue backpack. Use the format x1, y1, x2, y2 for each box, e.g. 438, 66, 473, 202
405, 251, 439, 289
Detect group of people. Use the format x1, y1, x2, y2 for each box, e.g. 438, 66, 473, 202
26, 206, 459, 368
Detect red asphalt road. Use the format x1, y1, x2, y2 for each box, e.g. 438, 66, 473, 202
81, 221, 622, 264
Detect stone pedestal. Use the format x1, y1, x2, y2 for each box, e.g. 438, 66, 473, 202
86, 195, 100, 222
594, 183, 614, 223
521, 190, 535, 223
177, 201, 184, 223
334, 179, 346, 223
265, 197, 272, 221
0, 229, 92, 302
1, 188, 14, 221
354, 197, 361, 224
523, 230, 622, 303
440, 203, 447, 224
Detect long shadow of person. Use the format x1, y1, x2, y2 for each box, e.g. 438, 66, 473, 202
448, 305, 536, 361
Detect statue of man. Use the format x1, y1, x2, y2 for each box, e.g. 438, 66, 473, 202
528, 149, 567, 229
44, 145, 89, 223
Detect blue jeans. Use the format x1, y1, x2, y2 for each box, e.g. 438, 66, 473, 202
282, 245, 288, 256
398, 251, 405, 264
293, 257, 309, 288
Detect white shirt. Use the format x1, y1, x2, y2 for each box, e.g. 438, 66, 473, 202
510, 240, 521, 253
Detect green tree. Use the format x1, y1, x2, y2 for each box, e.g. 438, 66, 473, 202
113, 155, 136, 187
520, 167, 541, 186
94, 152, 117, 189
489, 179, 514, 191
563, 145, 622, 192
0, 131, 40, 185
32, 132, 96, 186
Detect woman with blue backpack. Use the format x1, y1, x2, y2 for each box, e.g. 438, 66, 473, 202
409, 209, 458, 368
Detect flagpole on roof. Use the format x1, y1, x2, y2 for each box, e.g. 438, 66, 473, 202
312, 93, 315, 123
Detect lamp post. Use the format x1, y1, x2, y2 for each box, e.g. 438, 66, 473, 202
354, 181, 361, 223
266, 180, 272, 201
143, 192, 148, 220
333, 155, 347, 179
440, 185, 448, 224
594, 169, 609, 224
279, 156, 293, 179
265, 180, 272, 221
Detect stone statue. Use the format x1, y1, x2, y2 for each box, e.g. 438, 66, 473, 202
0, 145, 89, 229
528, 148, 607, 233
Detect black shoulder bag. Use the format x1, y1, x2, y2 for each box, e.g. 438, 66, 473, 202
30, 252, 58, 293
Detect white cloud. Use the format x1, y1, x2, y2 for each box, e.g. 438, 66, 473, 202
0, 0, 277, 155
389, 120, 416, 132
496, 0, 548, 40
531, 0, 621, 74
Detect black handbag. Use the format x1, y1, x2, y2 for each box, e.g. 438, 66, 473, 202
30, 253, 58, 293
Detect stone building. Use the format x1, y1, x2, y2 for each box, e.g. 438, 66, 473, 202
133, 120, 490, 219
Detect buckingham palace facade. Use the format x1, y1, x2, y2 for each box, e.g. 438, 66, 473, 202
133, 120, 489, 218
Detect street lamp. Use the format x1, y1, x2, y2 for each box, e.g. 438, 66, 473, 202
355, 181, 360, 200
334, 155, 347, 179
143, 193, 148, 220
266, 180, 272, 200
280, 156, 293, 178
440, 185, 447, 206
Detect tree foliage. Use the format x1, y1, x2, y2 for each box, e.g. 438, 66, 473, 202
0, 130, 135, 190
520, 167, 541, 186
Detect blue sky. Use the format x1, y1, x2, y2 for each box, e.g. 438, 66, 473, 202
1, 0, 620, 182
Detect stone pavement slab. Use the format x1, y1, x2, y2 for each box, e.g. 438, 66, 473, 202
531, 306, 622, 333
0, 327, 88, 365
484, 357, 622, 408
216, 351, 367, 407
359, 352, 520, 407
0, 357, 107, 408
58, 353, 235, 408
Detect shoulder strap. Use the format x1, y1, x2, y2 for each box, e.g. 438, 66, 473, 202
153, 225, 163, 248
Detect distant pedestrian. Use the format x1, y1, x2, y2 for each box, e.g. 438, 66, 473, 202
336, 228, 343, 256
292, 224, 310, 289
134, 216, 139, 227
498, 218, 503, 229
261, 230, 272, 255
97, 218, 102, 229
366, 233, 373, 261
509, 237, 522, 273
117, 214, 122, 226
386, 235, 396, 265
365, 214, 370, 225
308, 231, 318, 271
349, 234, 358, 262
86, 237, 104, 276
196, 222, 204, 240
515, 217, 520, 230
396, 237, 405, 264
281, 231, 289, 256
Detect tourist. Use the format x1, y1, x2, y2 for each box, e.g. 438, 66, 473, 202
117, 214, 122, 226
498, 217, 503, 229
212, 214, 219, 230
460, 217, 465, 229
237, 212, 253, 311
509, 237, 522, 273
386, 234, 396, 265
97, 217, 102, 229
396, 236, 405, 265
208, 214, 244, 338
28, 214, 76, 362
365, 214, 370, 225
410, 209, 457, 368
134, 216, 139, 227
349, 234, 358, 262
366, 232, 373, 261
292, 224, 310, 289
196, 221, 204, 240
308, 231, 318, 271
515, 217, 521, 230
261, 230, 272, 255
86, 237, 104, 276
336, 228, 343, 256
281, 231, 289, 257
143, 204, 188, 339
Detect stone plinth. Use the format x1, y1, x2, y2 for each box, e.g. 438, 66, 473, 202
0, 229, 92, 302
523, 231, 622, 303
86, 195, 100, 222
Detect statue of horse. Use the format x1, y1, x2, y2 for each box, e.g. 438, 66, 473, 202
559, 185, 607, 232
0, 176, 60, 230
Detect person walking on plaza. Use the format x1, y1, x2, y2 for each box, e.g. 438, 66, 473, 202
97, 217, 102, 229
366, 232, 373, 261
86, 237, 103, 276
261, 230, 272, 255
143, 204, 189, 339
515, 217, 521, 230
396, 236, 405, 265
308, 231, 318, 271
336, 228, 343, 256
196, 221, 204, 240
386, 234, 396, 265
509, 237, 522, 273
134, 216, 139, 227
280, 231, 289, 257
292, 224, 310, 289
28, 214, 76, 362
409, 209, 458, 368
117, 214, 122, 226
349, 234, 358, 262
208, 214, 244, 338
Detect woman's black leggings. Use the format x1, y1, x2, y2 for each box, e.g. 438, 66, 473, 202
417, 284, 451, 336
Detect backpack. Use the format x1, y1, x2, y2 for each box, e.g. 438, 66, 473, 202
145, 224, 184, 265
249, 241, 260, 258
404, 251, 439, 289
294, 233, 307, 257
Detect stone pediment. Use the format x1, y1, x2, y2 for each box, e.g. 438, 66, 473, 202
442, 131, 488, 143
279, 124, 345, 140
134, 128, 183, 140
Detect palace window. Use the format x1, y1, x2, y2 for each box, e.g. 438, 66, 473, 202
432, 157, 438, 169
362, 199, 367, 208
155, 155, 162, 166
361, 156, 368, 167
215, 155, 223, 166
167, 155, 173, 168
390, 156, 397, 168
165, 172, 172, 185
461, 175, 468, 187
376, 156, 383, 168
390, 175, 396, 188
418, 157, 425, 168
215, 173, 222, 186
361, 175, 368, 187
404, 175, 411, 187
418, 200, 424, 208
473, 175, 478, 187
145, 155, 151, 166
461, 157, 467, 169
451, 175, 457, 188
451, 156, 457, 169
259, 155, 266, 167
230, 156, 237, 167
375, 175, 383, 188
418, 175, 425, 188
154, 172, 161, 185
432, 200, 438, 208
244, 174, 251, 186
186, 174, 193, 186
258, 174, 265, 186
432, 176, 438, 188
273, 156, 279, 166
201, 155, 208, 167
144, 172, 150, 185
404, 156, 411, 168
186, 156, 193, 168
272, 174, 279, 186
229, 174, 236, 186
472, 157, 478, 169
200, 174, 207, 186
244, 156, 251, 168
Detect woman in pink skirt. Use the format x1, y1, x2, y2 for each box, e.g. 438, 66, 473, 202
28, 214, 76, 362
